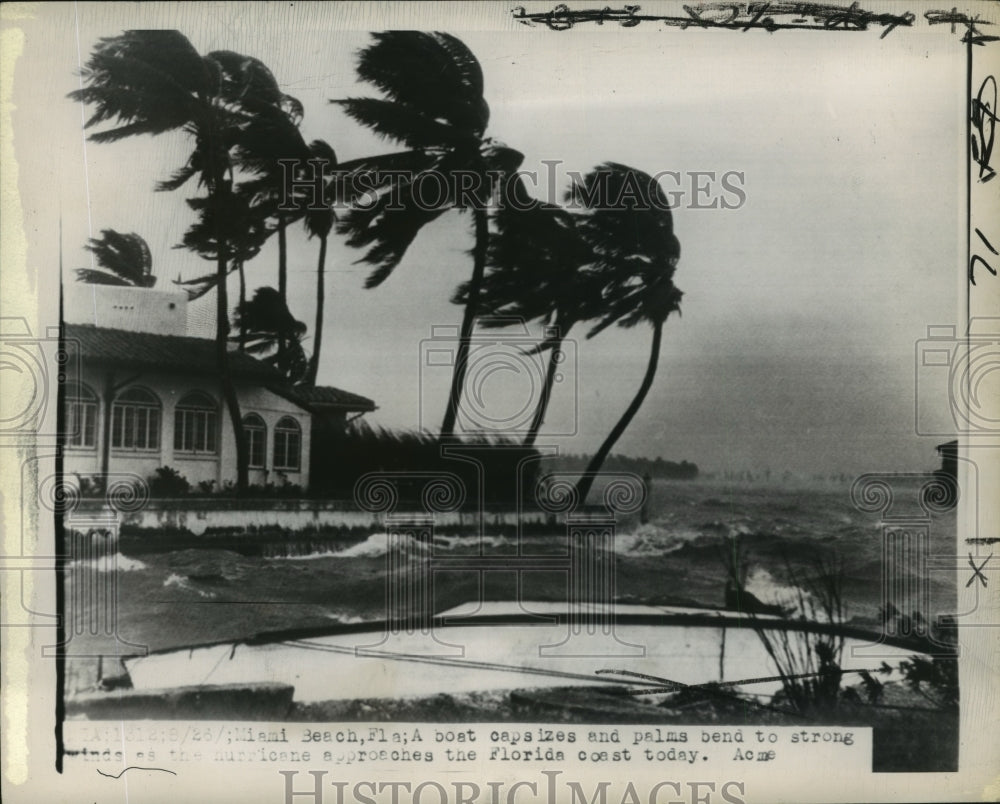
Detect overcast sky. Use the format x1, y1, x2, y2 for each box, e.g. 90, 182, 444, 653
6, 2, 966, 476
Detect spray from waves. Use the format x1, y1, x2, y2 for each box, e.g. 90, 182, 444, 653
274, 532, 429, 560
744, 567, 820, 619
616, 522, 712, 557
323, 611, 366, 624
431, 533, 512, 551
273, 531, 516, 560
163, 573, 216, 598
70, 553, 147, 572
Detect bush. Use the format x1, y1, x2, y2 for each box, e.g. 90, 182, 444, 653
148, 466, 190, 497
898, 614, 958, 709
74, 474, 102, 497
309, 421, 541, 507
721, 536, 849, 715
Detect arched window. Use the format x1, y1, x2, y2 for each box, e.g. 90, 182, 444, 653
67, 384, 98, 449
243, 414, 266, 469
111, 387, 160, 451
174, 391, 218, 455
273, 416, 301, 471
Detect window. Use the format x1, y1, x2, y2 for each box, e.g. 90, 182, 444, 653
243, 414, 266, 469
273, 416, 301, 471
174, 391, 218, 455
67, 384, 98, 448
111, 387, 160, 451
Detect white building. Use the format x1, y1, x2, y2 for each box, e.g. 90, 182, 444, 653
63, 284, 374, 493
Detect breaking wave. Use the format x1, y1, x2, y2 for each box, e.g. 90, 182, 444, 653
70, 553, 147, 572
163, 572, 216, 598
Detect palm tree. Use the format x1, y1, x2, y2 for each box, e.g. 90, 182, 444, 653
453, 175, 597, 446
74, 227, 159, 488
301, 139, 338, 386
230, 100, 311, 365
334, 31, 523, 436
75, 229, 156, 287
233, 287, 309, 383
173, 189, 271, 353
70, 31, 303, 492
569, 164, 683, 504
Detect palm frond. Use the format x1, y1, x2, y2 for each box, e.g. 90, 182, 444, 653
74, 269, 131, 286
81, 229, 155, 287
355, 31, 488, 136
335, 97, 459, 149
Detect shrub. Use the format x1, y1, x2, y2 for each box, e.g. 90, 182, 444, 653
148, 466, 190, 497
898, 614, 958, 709
74, 474, 102, 497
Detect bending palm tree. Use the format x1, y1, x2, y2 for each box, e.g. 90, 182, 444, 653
569, 164, 683, 504
75, 229, 156, 287
454, 175, 596, 446
334, 31, 523, 436
71, 31, 302, 492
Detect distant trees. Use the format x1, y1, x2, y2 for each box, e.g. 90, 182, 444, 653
544, 453, 697, 481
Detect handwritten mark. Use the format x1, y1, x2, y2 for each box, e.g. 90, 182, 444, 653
966, 554, 990, 588
96, 766, 177, 779
926, 9, 1000, 45
513, 3, 916, 37
970, 229, 998, 285
972, 75, 997, 184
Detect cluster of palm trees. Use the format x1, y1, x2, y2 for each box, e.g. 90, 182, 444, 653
71, 30, 684, 500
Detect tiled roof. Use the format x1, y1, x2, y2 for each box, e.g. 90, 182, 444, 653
66, 324, 283, 381
66, 324, 377, 413
283, 384, 376, 413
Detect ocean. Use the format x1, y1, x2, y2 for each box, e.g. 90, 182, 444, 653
67, 477, 957, 658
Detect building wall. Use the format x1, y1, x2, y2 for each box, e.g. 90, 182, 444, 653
65, 361, 311, 492
65, 284, 188, 336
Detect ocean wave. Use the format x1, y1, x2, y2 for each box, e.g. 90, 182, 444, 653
744, 567, 818, 619
276, 532, 433, 560
431, 533, 512, 551
163, 572, 216, 598
616, 523, 702, 557
70, 553, 147, 572
323, 610, 367, 624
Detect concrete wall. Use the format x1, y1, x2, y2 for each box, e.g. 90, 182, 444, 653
65, 362, 312, 491
72, 498, 549, 536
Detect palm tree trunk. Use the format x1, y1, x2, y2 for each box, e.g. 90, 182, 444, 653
237, 260, 247, 352
441, 206, 489, 438
213, 178, 248, 493
99, 371, 114, 491
575, 320, 663, 504
523, 331, 564, 449
277, 212, 288, 371
305, 233, 327, 386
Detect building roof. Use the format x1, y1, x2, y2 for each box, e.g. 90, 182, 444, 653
66, 324, 377, 414
281, 384, 376, 413
66, 324, 280, 381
